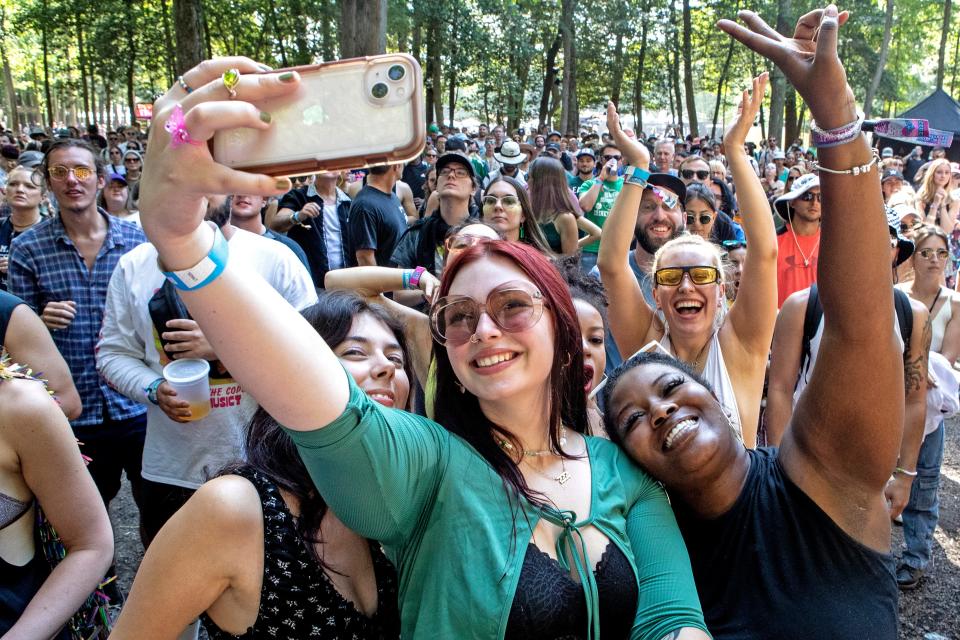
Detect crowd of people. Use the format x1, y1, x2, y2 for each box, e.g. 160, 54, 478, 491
0, 5, 958, 639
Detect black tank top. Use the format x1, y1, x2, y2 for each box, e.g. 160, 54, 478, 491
675, 447, 898, 640
201, 468, 399, 640
505, 541, 638, 639
0, 290, 23, 346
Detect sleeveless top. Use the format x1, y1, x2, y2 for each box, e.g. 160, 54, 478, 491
930, 286, 952, 353
0, 290, 24, 347
505, 541, 638, 639
664, 329, 743, 439
675, 448, 898, 639
538, 220, 564, 254
200, 468, 400, 640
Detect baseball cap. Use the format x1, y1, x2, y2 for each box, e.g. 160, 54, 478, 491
646, 173, 687, 205
576, 148, 595, 159
545, 142, 561, 152
18, 150, 43, 168
107, 172, 127, 185
881, 168, 905, 183
881, 147, 894, 158
435, 152, 475, 178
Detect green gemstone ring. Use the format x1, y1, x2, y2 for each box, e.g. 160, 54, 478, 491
222, 68, 241, 99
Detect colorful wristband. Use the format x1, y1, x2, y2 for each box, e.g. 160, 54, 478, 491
624, 165, 651, 188
159, 224, 229, 291
408, 266, 427, 289
810, 113, 864, 148
291, 210, 301, 225
144, 377, 164, 405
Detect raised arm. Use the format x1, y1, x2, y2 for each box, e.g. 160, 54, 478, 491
596, 103, 655, 357
136, 59, 348, 431
721, 6, 901, 548
721, 74, 779, 358
765, 289, 808, 445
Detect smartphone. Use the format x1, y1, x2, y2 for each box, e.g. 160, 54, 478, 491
212, 54, 425, 176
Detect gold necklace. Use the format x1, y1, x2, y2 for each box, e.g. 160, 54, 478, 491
498, 426, 571, 486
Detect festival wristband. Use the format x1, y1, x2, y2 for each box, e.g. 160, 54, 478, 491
810, 113, 864, 148
159, 223, 229, 291
144, 377, 164, 405
409, 266, 427, 289
624, 165, 651, 188
291, 210, 301, 225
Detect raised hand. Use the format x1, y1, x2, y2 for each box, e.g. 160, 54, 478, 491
605, 102, 649, 170
140, 57, 301, 250
718, 5, 854, 129
725, 73, 768, 150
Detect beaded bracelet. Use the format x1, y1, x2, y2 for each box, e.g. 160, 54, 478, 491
810, 113, 864, 148
813, 148, 880, 177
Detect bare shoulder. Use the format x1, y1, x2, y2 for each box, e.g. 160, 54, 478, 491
186, 474, 264, 533
0, 377, 61, 432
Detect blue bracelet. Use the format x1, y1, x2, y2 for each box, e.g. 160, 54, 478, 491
624, 165, 651, 188
159, 224, 229, 291
401, 269, 412, 290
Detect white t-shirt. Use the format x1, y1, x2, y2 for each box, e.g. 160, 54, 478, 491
97, 228, 317, 488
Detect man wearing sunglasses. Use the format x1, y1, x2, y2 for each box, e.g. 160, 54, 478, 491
773, 173, 821, 307
678, 155, 712, 186
391, 153, 474, 281
8, 138, 149, 518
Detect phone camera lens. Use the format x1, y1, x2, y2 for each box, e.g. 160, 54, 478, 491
372, 82, 389, 99
387, 65, 405, 81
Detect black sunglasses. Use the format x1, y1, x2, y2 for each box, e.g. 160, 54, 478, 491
722, 240, 747, 250
798, 191, 821, 202
601, 154, 622, 162
681, 169, 710, 180
686, 213, 713, 226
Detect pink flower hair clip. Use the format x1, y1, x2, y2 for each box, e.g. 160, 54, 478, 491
165, 104, 203, 149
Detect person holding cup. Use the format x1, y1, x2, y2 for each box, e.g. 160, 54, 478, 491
96, 194, 316, 546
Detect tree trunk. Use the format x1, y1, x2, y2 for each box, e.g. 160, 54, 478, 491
160, 0, 176, 85
768, 0, 792, 147
105, 82, 112, 128
681, 0, 698, 136
288, 0, 312, 64
936, 0, 952, 90
864, 0, 894, 119
448, 70, 456, 128
124, 0, 136, 124
0, 8, 19, 132
41, 1, 53, 127
173, 0, 204, 75
89, 71, 97, 126
538, 31, 561, 128
710, 34, 736, 139
320, 0, 335, 60
669, 1, 683, 135
784, 87, 798, 146
951, 22, 960, 96
559, 0, 578, 135
76, 17, 91, 125
341, 0, 386, 58
611, 31, 624, 107
426, 21, 443, 126
632, 1, 649, 132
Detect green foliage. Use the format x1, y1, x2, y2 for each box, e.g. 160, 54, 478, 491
0, 0, 955, 130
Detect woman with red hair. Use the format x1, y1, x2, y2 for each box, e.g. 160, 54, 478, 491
131, 57, 709, 637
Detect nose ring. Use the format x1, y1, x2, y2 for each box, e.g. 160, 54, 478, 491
469, 334, 480, 344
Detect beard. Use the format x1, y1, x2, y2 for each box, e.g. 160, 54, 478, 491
635, 222, 680, 255
205, 196, 233, 228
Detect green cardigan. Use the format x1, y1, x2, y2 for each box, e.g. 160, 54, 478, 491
286, 375, 707, 639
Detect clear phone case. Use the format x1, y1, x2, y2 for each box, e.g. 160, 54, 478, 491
212, 54, 425, 176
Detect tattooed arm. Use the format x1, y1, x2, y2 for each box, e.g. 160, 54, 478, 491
884, 300, 930, 519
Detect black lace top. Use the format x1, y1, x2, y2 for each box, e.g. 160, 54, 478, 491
505, 541, 639, 640
200, 468, 400, 640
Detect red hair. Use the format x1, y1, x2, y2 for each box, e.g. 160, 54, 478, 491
433, 240, 587, 505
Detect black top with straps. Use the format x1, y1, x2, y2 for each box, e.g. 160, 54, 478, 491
200, 467, 400, 640
675, 447, 898, 640
505, 541, 638, 640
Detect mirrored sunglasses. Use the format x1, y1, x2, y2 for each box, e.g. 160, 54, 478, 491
654, 265, 720, 287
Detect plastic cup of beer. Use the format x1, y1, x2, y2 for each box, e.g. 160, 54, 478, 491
162, 358, 211, 421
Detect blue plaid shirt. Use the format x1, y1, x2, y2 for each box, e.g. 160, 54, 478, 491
9, 210, 147, 429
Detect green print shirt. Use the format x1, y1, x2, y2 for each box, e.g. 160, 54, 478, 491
285, 374, 707, 640
577, 177, 624, 253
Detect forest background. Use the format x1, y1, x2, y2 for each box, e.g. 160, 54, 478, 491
0, 0, 956, 146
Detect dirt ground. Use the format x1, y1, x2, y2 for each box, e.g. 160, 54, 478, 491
109, 420, 960, 638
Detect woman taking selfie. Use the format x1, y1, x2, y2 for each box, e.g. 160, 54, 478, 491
130, 57, 708, 640
598, 74, 777, 446
603, 7, 901, 638
112, 292, 406, 638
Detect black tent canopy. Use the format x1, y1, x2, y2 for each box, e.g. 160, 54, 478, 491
876, 88, 960, 161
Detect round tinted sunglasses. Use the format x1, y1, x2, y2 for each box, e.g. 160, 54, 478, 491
482, 195, 520, 209
443, 234, 490, 254
917, 248, 949, 261
686, 212, 713, 226
654, 265, 721, 287
681, 169, 710, 180
430, 284, 544, 346
48, 165, 94, 182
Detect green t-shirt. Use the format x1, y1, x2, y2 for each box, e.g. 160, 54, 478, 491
577, 177, 624, 253
285, 374, 706, 639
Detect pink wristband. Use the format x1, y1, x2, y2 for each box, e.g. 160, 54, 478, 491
408, 266, 427, 289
